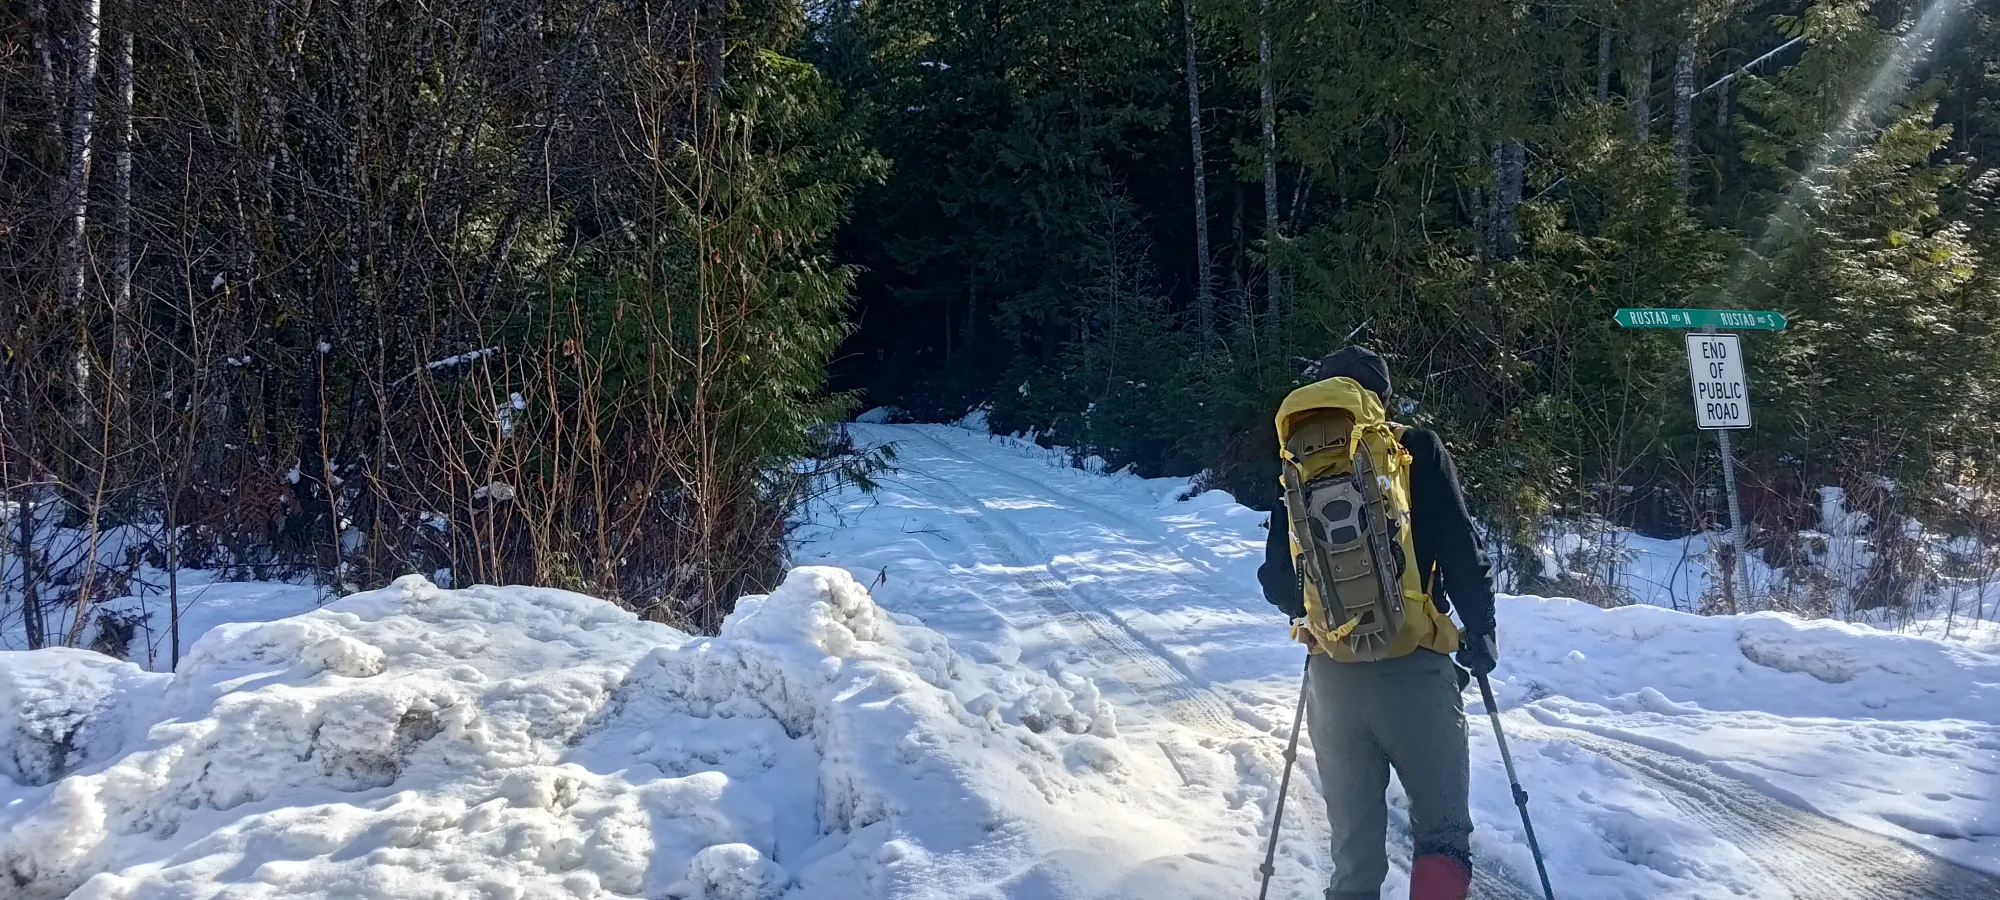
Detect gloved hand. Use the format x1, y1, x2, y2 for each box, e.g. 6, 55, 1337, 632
1457, 631, 1498, 677
1290, 618, 1323, 655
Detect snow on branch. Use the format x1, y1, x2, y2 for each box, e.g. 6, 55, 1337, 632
388, 346, 499, 389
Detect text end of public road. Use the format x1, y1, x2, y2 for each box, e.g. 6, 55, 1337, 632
1685, 333, 1753, 430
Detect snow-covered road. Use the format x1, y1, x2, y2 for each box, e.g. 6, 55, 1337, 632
795, 422, 2000, 899
4, 418, 1998, 900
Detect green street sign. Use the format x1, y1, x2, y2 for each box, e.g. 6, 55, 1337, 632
1614, 308, 1788, 331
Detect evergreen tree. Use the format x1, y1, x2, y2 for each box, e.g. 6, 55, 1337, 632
825, 0, 2000, 579
1738, 1, 2000, 511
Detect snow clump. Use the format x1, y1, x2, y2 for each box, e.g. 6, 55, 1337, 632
0, 567, 1121, 900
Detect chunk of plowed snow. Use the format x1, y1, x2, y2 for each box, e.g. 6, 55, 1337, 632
0, 568, 1123, 899
0, 648, 168, 788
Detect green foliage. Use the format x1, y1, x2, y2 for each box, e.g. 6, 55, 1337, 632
1734, 2, 2000, 504
494, 41, 882, 612
817, 0, 1193, 413
820, 0, 2000, 558
9, 0, 888, 618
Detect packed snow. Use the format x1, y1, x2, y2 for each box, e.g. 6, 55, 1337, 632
796, 422, 2000, 896
1, 418, 1996, 898
2, 568, 1139, 899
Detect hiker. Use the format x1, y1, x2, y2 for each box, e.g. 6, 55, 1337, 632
1258, 345, 1499, 900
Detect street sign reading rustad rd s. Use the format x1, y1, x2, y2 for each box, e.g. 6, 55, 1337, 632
1614, 308, 1788, 331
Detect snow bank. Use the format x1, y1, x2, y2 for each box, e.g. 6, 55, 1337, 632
0, 649, 170, 788
3, 563, 329, 667
94, 576, 330, 670
1524, 490, 2000, 653
1497, 592, 2000, 876
1497, 595, 2000, 719
0, 567, 1122, 900
13, 418, 1999, 900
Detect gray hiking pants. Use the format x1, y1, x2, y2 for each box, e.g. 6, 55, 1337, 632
1306, 649, 1471, 900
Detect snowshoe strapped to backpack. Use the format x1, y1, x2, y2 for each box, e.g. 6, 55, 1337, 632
1276, 377, 1460, 662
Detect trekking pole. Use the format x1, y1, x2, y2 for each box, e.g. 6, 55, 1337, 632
1476, 673, 1557, 900
1256, 657, 1312, 900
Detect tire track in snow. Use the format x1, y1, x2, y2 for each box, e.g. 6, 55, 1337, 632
887, 433, 1237, 732
905, 424, 2000, 897
877, 426, 1540, 900
877, 430, 1339, 897
908, 426, 1244, 597
876, 424, 2000, 898
1517, 716, 2000, 899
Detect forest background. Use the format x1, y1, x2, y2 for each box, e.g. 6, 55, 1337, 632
4, 0, 1997, 647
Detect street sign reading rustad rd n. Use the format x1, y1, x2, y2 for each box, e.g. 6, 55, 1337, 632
1614, 308, 1788, 331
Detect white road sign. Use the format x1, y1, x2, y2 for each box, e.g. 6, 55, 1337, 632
1686, 333, 1751, 430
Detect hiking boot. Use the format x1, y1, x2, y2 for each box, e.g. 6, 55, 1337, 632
1409, 853, 1471, 900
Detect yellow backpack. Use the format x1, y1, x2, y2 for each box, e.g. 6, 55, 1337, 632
1275, 377, 1460, 662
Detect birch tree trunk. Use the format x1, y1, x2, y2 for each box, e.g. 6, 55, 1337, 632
1597, 26, 1613, 102
1717, 74, 1731, 129
28, 0, 59, 105
1487, 143, 1503, 254
1181, 0, 1213, 334
1468, 137, 1487, 259
1259, 0, 1281, 333
1490, 140, 1523, 258
58, 0, 106, 411
1230, 185, 1247, 323
1632, 34, 1652, 141
1673, 29, 1697, 195
701, 0, 726, 100
18, 501, 41, 650
110, 0, 135, 397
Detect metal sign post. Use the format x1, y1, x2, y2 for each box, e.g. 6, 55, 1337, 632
1618, 308, 1785, 608
1687, 327, 1751, 605
1716, 426, 1748, 606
